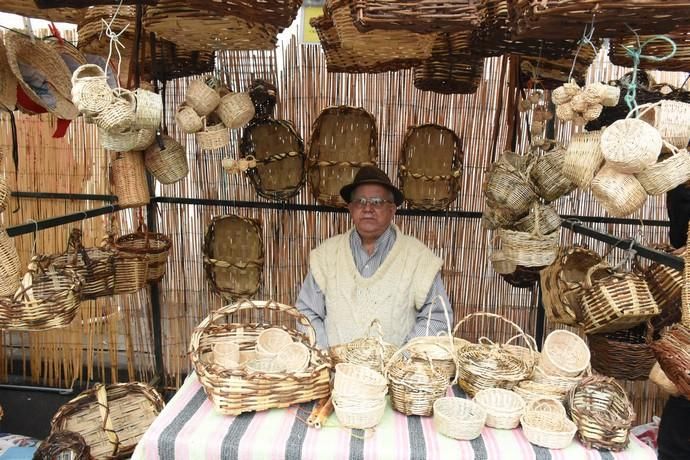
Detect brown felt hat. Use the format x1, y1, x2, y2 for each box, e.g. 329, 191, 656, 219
339, 165, 404, 206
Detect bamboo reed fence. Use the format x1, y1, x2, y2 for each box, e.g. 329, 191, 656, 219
0, 30, 685, 422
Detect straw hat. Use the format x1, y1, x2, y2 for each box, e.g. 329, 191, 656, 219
0, 34, 17, 110
4, 31, 78, 120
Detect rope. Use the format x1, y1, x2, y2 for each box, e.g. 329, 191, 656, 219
568, 17, 599, 82
101, 0, 129, 87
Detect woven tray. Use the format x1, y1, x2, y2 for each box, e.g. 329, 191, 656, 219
240, 118, 306, 201
203, 215, 264, 300
51, 382, 165, 460
398, 124, 462, 210
190, 299, 331, 415
308, 106, 378, 207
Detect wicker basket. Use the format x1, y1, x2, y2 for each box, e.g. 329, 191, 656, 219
249, 79, 277, 119
352, 0, 479, 32
433, 397, 486, 441
103, 236, 149, 296
95, 89, 137, 134
643, 245, 683, 329
541, 330, 590, 377
216, 91, 255, 129
531, 365, 584, 397
484, 152, 537, 217
568, 375, 634, 451
580, 264, 660, 334
473, 388, 525, 430
190, 299, 331, 415
512, 202, 560, 236
110, 152, 150, 209
600, 110, 662, 174
562, 130, 604, 188
175, 104, 204, 133
33, 430, 91, 460
636, 100, 690, 152
649, 362, 680, 396
241, 118, 306, 201
71, 64, 112, 117
99, 127, 156, 152
51, 382, 164, 459
144, 135, 189, 185
521, 411, 577, 450
454, 312, 537, 397
185, 79, 220, 116
49, 228, 115, 300
0, 256, 82, 331
308, 106, 378, 207
482, 204, 521, 231
344, 319, 398, 373
513, 380, 568, 405
256, 327, 293, 359
203, 215, 263, 300
636, 146, 690, 196
524, 397, 567, 417
0, 227, 20, 297
398, 124, 463, 210
133, 88, 162, 130
0, 177, 9, 214
334, 362, 387, 398
196, 121, 230, 151
332, 396, 386, 429
498, 206, 559, 268
588, 324, 655, 381
528, 144, 575, 201
591, 164, 648, 218
115, 226, 170, 282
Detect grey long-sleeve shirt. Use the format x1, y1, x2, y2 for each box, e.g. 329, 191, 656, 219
295, 225, 453, 349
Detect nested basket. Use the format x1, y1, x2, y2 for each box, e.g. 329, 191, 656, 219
99, 127, 156, 152
71, 63, 112, 117
484, 152, 537, 217
600, 109, 662, 174
541, 330, 590, 377
133, 88, 162, 130
563, 130, 604, 188
344, 319, 398, 373
497, 206, 559, 268
521, 410, 577, 450
385, 341, 457, 416
588, 323, 655, 381
531, 365, 584, 397
308, 106, 378, 207
591, 164, 648, 217
196, 120, 230, 151
115, 225, 172, 282
175, 104, 204, 133
334, 362, 387, 398
110, 151, 150, 209
332, 395, 386, 429
190, 299, 332, 415
241, 118, 306, 201
635, 146, 690, 196
0, 256, 82, 331
50, 382, 165, 460
33, 430, 91, 460
433, 397, 486, 441
203, 215, 264, 299
580, 264, 660, 334
49, 228, 115, 300
568, 375, 635, 451
473, 388, 525, 429
144, 135, 189, 185
216, 91, 255, 129
512, 202, 561, 235
528, 144, 575, 201
185, 79, 220, 116
453, 312, 537, 397
398, 123, 463, 210
0, 227, 20, 296
513, 380, 568, 405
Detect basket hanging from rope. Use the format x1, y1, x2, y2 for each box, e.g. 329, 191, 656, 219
308, 106, 378, 207
527, 143, 575, 202
498, 204, 559, 268
600, 105, 663, 174
351, 0, 480, 33
195, 118, 229, 151
144, 135, 189, 185
95, 89, 137, 134
216, 90, 255, 129
99, 127, 156, 153
71, 64, 112, 117
133, 88, 162, 130
398, 124, 463, 210
562, 130, 605, 188
101, 234, 149, 296
639, 245, 684, 330
590, 164, 648, 218
484, 151, 537, 217
635, 146, 690, 196
110, 151, 150, 209
190, 299, 331, 415
203, 215, 264, 300
115, 224, 172, 282
175, 104, 204, 133
240, 118, 306, 201
512, 202, 561, 236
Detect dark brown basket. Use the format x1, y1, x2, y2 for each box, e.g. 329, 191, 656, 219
36, 0, 155, 6
308, 106, 378, 207
115, 225, 172, 282
203, 215, 264, 300
240, 118, 306, 201
182, 0, 302, 29
500, 265, 543, 289
650, 324, 690, 399
398, 124, 463, 210
518, 42, 598, 90
638, 245, 684, 330
32, 430, 91, 460
351, 0, 480, 33
588, 324, 655, 381
50, 382, 165, 460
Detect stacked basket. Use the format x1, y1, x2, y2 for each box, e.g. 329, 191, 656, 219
520, 398, 577, 449
332, 363, 387, 429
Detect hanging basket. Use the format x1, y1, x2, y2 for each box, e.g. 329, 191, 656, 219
308, 106, 378, 207
241, 118, 307, 201
563, 130, 605, 188
103, 235, 149, 296
203, 215, 264, 300
71, 64, 112, 117
0, 227, 21, 297
635, 146, 690, 196
484, 152, 537, 217
144, 135, 189, 185
133, 88, 162, 130
591, 164, 648, 218
185, 79, 220, 116
512, 202, 561, 235
216, 91, 255, 129
351, 0, 479, 32
482, 204, 521, 231
642, 245, 684, 329
190, 299, 331, 415
528, 143, 575, 201
600, 108, 662, 174
95, 89, 137, 134
99, 127, 156, 152
115, 225, 172, 282
498, 205, 559, 268
51, 382, 164, 460
588, 324, 655, 381
196, 121, 230, 151
398, 123, 463, 210
110, 152, 150, 209
651, 324, 690, 399
175, 104, 204, 133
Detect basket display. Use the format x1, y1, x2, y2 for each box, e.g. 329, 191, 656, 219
588, 324, 655, 381
433, 397, 486, 441
0, 227, 20, 296
454, 312, 537, 397
203, 215, 264, 300
110, 152, 150, 209
568, 375, 634, 451
398, 124, 463, 210
308, 106, 378, 207
580, 265, 660, 334
635, 147, 690, 196
240, 118, 306, 201
513, 380, 567, 405
521, 410, 577, 449
32, 430, 91, 460
528, 144, 575, 202
51, 382, 165, 459
563, 130, 604, 188
190, 299, 331, 415
0, 256, 81, 331
541, 330, 590, 378
144, 135, 189, 185
591, 164, 648, 218
473, 388, 525, 430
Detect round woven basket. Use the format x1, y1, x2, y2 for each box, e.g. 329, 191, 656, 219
591, 164, 648, 217
332, 396, 386, 429
99, 127, 156, 152
0, 227, 20, 296
71, 63, 112, 116
513, 380, 568, 405
256, 327, 293, 359
637, 100, 690, 152
133, 88, 162, 130
528, 144, 575, 201
588, 324, 656, 381
433, 397, 486, 441
275, 342, 312, 373
600, 111, 662, 174
473, 388, 525, 429
344, 320, 398, 373
524, 397, 567, 418
196, 122, 229, 151
110, 152, 150, 209
114, 224, 172, 282
212, 341, 241, 368
334, 362, 388, 398
563, 130, 604, 188
33, 430, 91, 460
185, 79, 220, 116
521, 411, 577, 449
484, 152, 537, 217
513, 202, 561, 235
635, 146, 690, 196
175, 104, 204, 133
144, 135, 189, 185
95, 89, 136, 134
216, 91, 255, 129
568, 375, 635, 451
541, 330, 590, 377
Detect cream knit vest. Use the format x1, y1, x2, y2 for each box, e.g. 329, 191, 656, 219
310, 225, 442, 347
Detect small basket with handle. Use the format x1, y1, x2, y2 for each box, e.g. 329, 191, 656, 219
175, 104, 204, 133
591, 164, 648, 218
144, 135, 189, 185
344, 319, 398, 373
600, 105, 662, 174
185, 79, 220, 116
216, 90, 255, 129
114, 224, 171, 283
196, 118, 229, 151
71, 63, 112, 117
635, 144, 690, 196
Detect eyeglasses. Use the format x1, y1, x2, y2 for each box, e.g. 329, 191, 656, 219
350, 197, 393, 209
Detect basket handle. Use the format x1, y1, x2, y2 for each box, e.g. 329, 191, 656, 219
384, 339, 460, 387
451, 312, 536, 356
582, 262, 613, 290
71, 63, 106, 85
626, 101, 662, 120
424, 295, 453, 341
95, 384, 121, 456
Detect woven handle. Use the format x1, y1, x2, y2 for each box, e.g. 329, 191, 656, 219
384, 339, 460, 388
95, 384, 121, 456
424, 295, 453, 339
452, 312, 536, 357
582, 262, 612, 290
626, 101, 662, 120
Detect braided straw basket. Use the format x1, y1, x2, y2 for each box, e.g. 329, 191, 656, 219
636, 146, 690, 196
580, 264, 660, 334
203, 215, 263, 300
95, 89, 136, 134
563, 130, 604, 188
175, 104, 204, 133
0, 227, 20, 296
568, 375, 634, 451
591, 164, 647, 217
636, 100, 690, 152
344, 319, 398, 373
308, 106, 377, 207
498, 204, 559, 268
190, 299, 331, 415
398, 123, 463, 210
110, 152, 150, 209
600, 109, 662, 174
541, 330, 590, 377
33, 430, 91, 460
196, 121, 230, 151
0, 256, 81, 330
51, 382, 164, 459
113, 226, 170, 283
71, 64, 112, 117
217, 91, 255, 129
484, 152, 537, 217
473, 388, 525, 429
99, 127, 156, 152
588, 324, 655, 381
241, 118, 306, 201
133, 88, 162, 130
185, 79, 220, 116
528, 143, 575, 201
144, 135, 189, 185
454, 312, 537, 396
433, 397, 486, 441
521, 410, 577, 449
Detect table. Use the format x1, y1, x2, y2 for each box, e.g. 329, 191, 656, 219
132, 373, 657, 460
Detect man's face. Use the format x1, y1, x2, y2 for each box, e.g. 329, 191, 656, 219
348, 184, 396, 241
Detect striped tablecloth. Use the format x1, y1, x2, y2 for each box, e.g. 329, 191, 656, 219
131, 373, 657, 460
